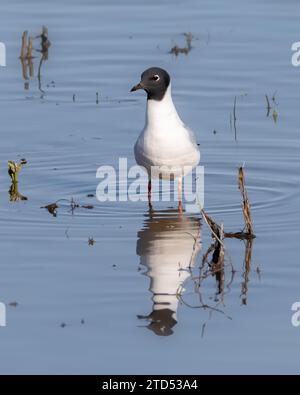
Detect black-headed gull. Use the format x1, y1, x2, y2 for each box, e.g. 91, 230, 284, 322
131, 67, 200, 211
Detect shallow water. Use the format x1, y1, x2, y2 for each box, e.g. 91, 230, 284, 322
0, 0, 300, 374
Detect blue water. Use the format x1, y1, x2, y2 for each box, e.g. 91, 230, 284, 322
0, 0, 299, 374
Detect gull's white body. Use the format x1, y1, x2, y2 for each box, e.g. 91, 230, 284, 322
134, 85, 200, 179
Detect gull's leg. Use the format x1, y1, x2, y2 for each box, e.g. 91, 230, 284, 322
148, 179, 152, 210
178, 176, 183, 213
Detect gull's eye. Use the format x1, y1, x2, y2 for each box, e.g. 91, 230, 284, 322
152, 74, 160, 82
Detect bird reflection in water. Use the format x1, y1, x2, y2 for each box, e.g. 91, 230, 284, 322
136, 209, 256, 337
136, 209, 201, 336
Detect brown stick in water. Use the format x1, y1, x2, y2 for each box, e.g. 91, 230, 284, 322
27, 36, 33, 59
201, 166, 256, 240
20, 31, 28, 59
225, 166, 255, 239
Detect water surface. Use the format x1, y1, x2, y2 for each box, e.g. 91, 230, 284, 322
0, 0, 300, 374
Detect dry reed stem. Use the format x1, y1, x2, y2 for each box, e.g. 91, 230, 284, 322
238, 166, 254, 235
200, 208, 236, 272
223, 166, 256, 239
27, 36, 33, 59
20, 31, 28, 59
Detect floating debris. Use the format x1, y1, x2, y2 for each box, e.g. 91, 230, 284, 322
170, 32, 193, 56
88, 237, 95, 246
41, 198, 94, 217
41, 203, 59, 217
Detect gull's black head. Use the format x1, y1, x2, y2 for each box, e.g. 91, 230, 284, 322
130, 67, 170, 101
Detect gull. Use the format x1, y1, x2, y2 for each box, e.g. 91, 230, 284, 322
130, 67, 200, 211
